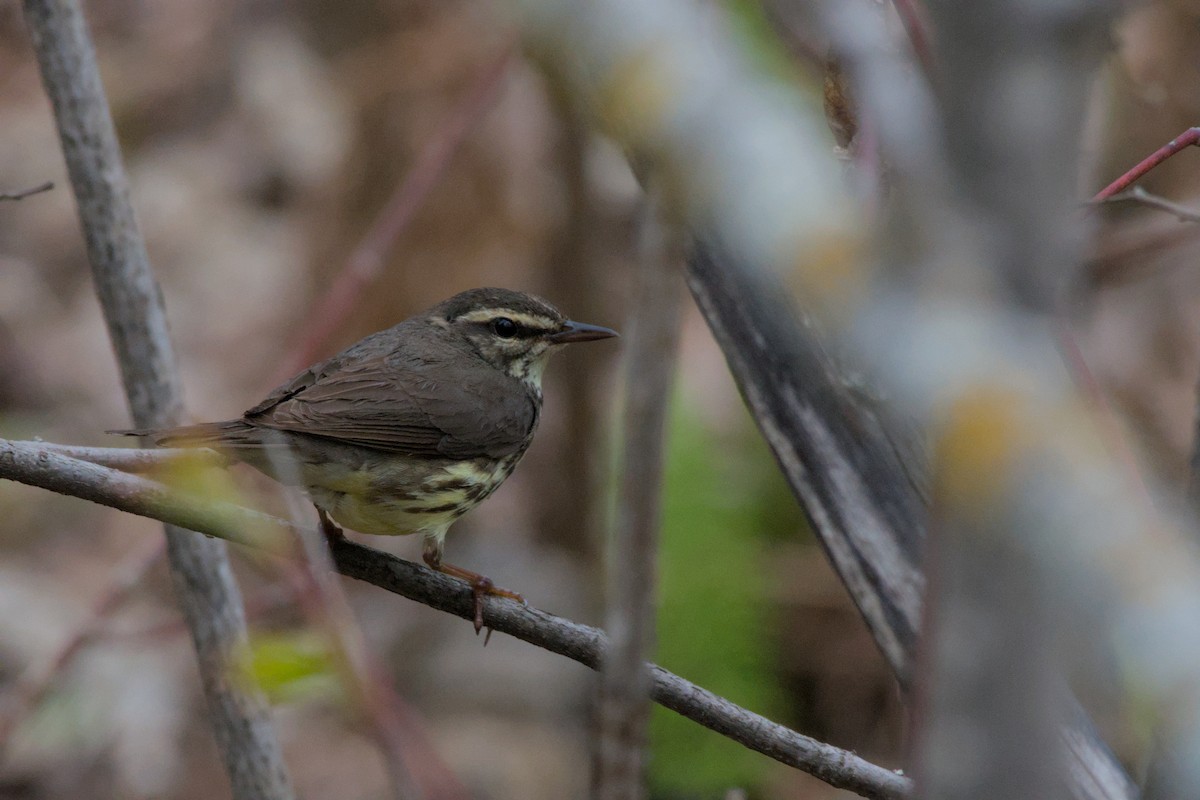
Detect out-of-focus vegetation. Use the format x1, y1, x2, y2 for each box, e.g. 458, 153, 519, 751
238, 630, 341, 706
650, 398, 795, 797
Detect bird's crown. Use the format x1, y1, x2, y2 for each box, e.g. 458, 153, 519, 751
424, 287, 615, 387
431, 287, 565, 334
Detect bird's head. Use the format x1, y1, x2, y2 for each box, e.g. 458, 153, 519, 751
428, 288, 617, 387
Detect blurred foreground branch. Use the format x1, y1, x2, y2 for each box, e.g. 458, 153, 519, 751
20, 2, 293, 796
687, 240, 924, 682
596, 200, 684, 799
510, 0, 1174, 797
0, 437, 910, 800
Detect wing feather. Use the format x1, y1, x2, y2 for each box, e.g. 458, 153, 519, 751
245, 333, 537, 460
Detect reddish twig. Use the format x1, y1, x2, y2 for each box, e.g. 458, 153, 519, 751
1093, 127, 1200, 200
1055, 133, 1200, 503
0, 180, 54, 201
1066, 129, 1200, 502
0, 535, 164, 753
278, 48, 514, 380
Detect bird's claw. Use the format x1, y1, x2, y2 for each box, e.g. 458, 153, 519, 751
316, 508, 344, 542
468, 576, 525, 636
422, 553, 524, 640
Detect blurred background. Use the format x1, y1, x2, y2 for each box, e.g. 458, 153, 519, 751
0, 0, 1198, 797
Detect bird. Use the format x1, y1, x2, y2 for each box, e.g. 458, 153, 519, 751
113, 287, 618, 630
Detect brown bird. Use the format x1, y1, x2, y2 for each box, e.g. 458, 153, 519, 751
116, 288, 617, 629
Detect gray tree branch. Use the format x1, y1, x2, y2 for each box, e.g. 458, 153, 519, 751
595, 198, 684, 799
19, 2, 294, 797
0, 437, 910, 800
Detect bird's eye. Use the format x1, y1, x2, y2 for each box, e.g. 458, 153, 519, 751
491, 317, 518, 338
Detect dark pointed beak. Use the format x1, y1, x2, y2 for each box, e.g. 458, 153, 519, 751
550, 319, 619, 344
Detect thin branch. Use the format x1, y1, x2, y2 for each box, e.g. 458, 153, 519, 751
0, 180, 54, 201
1093, 127, 1200, 200
595, 198, 683, 799
1088, 136, 1200, 524
30, 442, 229, 471
0, 437, 911, 800
1080, 139, 1200, 286
1094, 186, 1200, 224
20, 2, 293, 796
277, 48, 513, 380
333, 548, 908, 800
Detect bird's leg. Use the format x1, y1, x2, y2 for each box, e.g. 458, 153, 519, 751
422, 539, 525, 635
317, 507, 344, 542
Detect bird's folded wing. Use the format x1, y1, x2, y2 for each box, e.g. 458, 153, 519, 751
245, 356, 536, 460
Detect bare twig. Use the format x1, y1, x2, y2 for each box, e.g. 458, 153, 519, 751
0, 437, 911, 800
31, 442, 229, 471
1080, 140, 1200, 285
1095, 186, 1200, 224
20, 2, 293, 797
595, 199, 683, 799
1088, 129, 1200, 526
277, 48, 513, 380
1093, 127, 1200, 201
0, 180, 54, 201
0, 536, 164, 752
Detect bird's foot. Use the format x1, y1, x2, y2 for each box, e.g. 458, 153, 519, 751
422, 551, 525, 635
317, 508, 344, 542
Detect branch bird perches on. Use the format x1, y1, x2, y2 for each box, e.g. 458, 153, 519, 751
0, 436, 911, 800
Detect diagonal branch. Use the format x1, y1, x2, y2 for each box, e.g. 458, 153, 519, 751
0, 437, 911, 800
1093, 127, 1200, 201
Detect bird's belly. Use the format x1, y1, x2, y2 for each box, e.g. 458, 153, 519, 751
306, 456, 517, 537
321, 493, 462, 537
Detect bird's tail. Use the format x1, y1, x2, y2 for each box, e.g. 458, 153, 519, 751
106, 420, 258, 448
